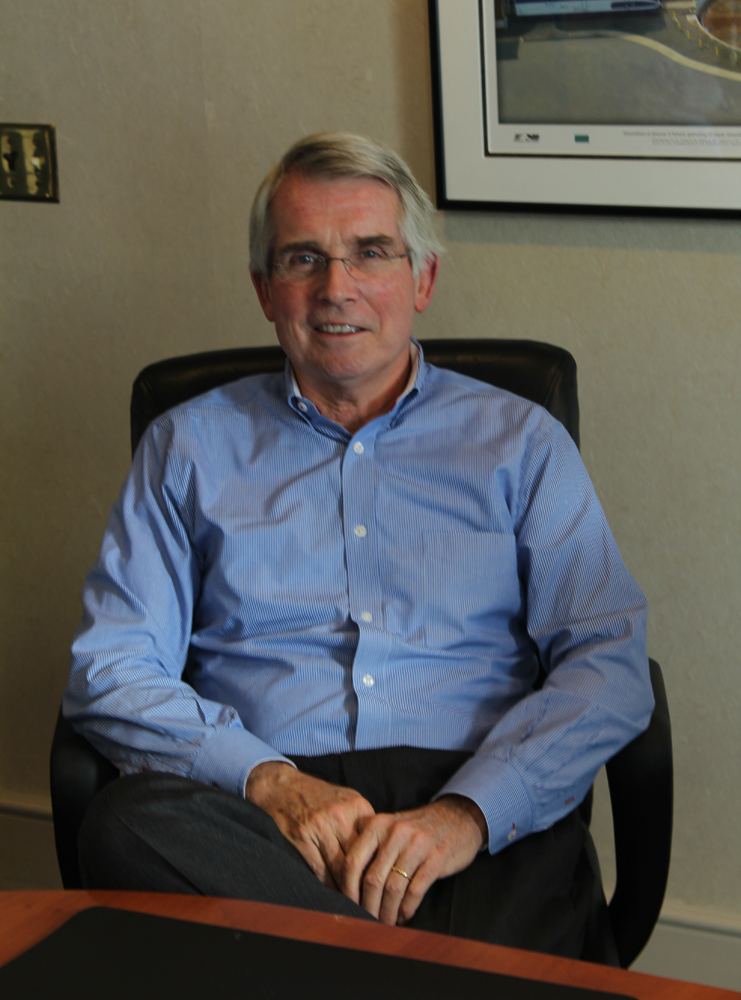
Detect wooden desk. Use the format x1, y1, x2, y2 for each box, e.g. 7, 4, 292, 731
0, 891, 737, 1000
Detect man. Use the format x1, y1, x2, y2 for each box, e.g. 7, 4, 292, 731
65, 133, 652, 961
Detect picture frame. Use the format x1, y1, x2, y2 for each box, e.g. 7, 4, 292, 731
428, 0, 741, 213
0, 123, 58, 202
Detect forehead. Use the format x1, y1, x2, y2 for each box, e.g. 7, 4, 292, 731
270, 173, 403, 248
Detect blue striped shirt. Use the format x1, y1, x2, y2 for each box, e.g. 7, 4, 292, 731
65, 341, 653, 855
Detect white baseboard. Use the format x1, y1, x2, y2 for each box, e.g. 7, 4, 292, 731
633, 903, 741, 992
0, 788, 52, 820
0, 798, 738, 991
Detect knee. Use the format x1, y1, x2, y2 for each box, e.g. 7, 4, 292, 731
82, 771, 183, 833
78, 771, 194, 887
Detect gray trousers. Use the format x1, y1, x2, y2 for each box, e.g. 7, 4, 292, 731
78, 746, 618, 964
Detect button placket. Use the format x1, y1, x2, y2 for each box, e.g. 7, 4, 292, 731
340, 433, 385, 716
344, 435, 374, 628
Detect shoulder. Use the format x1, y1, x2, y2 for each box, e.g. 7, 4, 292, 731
139, 372, 287, 457
415, 361, 585, 517
157, 371, 284, 429
418, 360, 566, 448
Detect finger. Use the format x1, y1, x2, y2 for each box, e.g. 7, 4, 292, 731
361, 818, 436, 924
376, 863, 416, 926
341, 823, 382, 904
315, 798, 376, 892
397, 858, 438, 925
292, 835, 338, 889
338, 797, 376, 852
317, 829, 347, 890
361, 831, 425, 923
304, 795, 375, 891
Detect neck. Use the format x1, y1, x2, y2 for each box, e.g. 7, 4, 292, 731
295, 361, 412, 435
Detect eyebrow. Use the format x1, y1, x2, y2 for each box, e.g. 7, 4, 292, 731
275, 240, 323, 256
355, 235, 397, 248
275, 234, 399, 257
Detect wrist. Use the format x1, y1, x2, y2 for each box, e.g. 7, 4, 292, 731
244, 760, 295, 805
438, 794, 488, 850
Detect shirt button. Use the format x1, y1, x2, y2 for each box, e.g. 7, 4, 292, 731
507, 825, 517, 843
360, 611, 372, 623
353, 442, 364, 454
354, 525, 367, 538
297, 401, 308, 412
362, 674, 374, 687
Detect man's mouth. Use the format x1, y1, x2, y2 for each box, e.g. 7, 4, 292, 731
314, 324, 364, 334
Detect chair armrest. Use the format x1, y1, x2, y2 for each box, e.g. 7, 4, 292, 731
606, 658, 673, 968
49, 707, 119, 888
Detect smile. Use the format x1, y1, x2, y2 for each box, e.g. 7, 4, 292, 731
315, 324, 363, 334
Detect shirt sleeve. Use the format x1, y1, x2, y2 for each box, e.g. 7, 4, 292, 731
64, 418, 293, 798
435, 417, 654, 855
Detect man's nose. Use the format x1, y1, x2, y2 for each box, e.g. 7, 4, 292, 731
317, 258, 357, 302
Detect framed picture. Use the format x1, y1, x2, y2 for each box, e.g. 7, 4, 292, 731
429, 0, 741, 212
0, 124, 58, 202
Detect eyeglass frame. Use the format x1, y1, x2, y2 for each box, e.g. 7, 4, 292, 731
270, 247, 412, 284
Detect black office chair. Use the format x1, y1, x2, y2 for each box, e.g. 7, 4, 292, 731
50, 338, 672, 968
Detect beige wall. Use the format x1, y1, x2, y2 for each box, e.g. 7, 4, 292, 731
1, 0, 739, 916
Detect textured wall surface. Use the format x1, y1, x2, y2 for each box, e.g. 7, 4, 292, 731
1, 0, 739, 915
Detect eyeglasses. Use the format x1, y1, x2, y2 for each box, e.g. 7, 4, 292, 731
271, 247, 411, 284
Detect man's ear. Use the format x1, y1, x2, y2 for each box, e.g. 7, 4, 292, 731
251, 271, 275, 323
414, 255, 439, 315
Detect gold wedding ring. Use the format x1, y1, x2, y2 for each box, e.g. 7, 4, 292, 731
391, 866, 412, 881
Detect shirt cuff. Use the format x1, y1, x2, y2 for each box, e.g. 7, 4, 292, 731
190, 727, 294, 798
433, 755, 534, 855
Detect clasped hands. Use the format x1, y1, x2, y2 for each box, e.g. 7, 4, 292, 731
245, 761, 487, 927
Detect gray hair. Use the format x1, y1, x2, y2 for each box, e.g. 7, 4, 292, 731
249, 132, 443, 279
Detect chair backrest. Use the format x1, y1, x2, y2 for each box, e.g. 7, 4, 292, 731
130, 339, 579, 456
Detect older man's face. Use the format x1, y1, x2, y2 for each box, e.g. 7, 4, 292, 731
252, 172, 437, 406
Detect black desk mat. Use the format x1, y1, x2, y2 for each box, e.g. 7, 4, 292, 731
0, 906, 637, 1000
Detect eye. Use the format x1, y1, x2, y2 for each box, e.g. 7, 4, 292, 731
357, 248, 386, 260
290, 252, 321, 267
